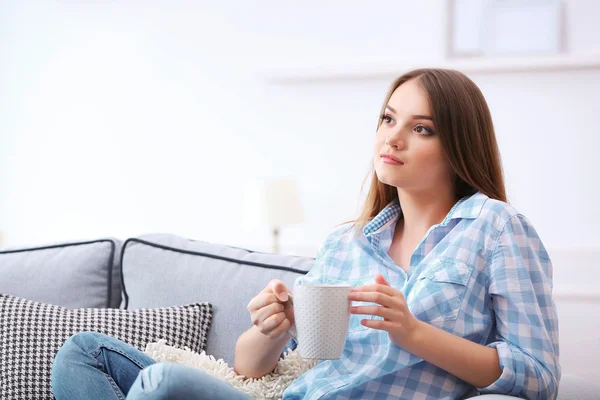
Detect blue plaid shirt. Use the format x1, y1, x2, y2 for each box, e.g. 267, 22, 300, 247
282, 192, 560, 400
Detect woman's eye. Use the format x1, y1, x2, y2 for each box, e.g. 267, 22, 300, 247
380, 114, 394, 125
415, 125, 434, 136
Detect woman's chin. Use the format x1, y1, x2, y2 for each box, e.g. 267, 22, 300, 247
377, 176, 406, 189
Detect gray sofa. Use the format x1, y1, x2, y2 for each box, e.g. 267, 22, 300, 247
0, 233, 597, 399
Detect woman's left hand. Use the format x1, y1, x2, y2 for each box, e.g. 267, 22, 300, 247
348, 274, 422, 348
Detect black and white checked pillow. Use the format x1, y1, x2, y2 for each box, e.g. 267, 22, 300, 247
0, 293, 212, 400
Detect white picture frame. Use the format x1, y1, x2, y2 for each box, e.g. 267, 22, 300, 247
449, 0, 564, 58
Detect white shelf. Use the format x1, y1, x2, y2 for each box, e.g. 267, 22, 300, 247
262, 53, 600, 83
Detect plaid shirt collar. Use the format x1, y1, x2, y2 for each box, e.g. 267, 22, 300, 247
363, 191, 488, 238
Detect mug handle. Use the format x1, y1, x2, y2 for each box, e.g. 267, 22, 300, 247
285, 292, 297, 339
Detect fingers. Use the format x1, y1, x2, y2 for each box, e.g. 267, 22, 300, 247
349, 305, 400, 320
374, 273, 390, 286
268, 316, 292, 338
247, 292, 279, 313
348, 291, 405, 308
248, 279, 292, 313
351, 283, 400, 297
360, 318, 394, 331
268, 279, 290, 302
251, 302, 284, 327
247, 280, 294, 338
258, 312, 289, 337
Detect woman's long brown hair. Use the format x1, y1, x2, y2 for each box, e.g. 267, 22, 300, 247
352, 68, 506, 233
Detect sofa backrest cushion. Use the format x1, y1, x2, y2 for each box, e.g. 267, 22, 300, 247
0, 239, 122, 308
121, 233, 314, 365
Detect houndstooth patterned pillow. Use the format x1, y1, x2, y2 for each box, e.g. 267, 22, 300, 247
0, 293, 212, 400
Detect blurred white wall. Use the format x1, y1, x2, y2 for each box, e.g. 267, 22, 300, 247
1, 1, 599, 251
1, 0, 599, 379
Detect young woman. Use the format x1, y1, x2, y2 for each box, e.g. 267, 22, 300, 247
52, 69, 560, 400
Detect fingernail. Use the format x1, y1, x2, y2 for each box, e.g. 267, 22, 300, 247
279, 292, 288, 302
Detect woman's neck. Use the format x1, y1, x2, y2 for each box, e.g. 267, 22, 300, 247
396, 188, 457, 237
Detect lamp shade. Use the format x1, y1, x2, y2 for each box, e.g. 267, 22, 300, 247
243, 179, 304, 228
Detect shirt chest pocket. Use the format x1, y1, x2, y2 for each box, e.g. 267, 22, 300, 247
409, 259, 474, 324
328, 276, 377, 332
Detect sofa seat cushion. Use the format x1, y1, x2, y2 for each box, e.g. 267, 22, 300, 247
0, 293, 212, 400
121, 233, 314, 365
0, 238, 122, 308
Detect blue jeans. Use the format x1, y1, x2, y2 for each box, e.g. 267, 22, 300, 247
51, 332, 252, 400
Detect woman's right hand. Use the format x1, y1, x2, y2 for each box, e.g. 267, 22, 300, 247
247, 279, 294, 340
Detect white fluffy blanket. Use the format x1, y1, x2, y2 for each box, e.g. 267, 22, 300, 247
144, 340, 317, 400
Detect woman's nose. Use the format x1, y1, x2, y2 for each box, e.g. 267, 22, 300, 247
385, 137, 405, 150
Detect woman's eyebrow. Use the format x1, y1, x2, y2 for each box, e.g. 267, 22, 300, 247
386, 105, 397, 114
412, 114, 433, 121
386, 105, 433, 121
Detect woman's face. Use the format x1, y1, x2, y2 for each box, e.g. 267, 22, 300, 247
374, 79, 454, 195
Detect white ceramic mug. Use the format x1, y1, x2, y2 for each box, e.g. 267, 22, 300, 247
287, 284, 351, 360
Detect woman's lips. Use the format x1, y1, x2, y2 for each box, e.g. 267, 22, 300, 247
381, 154, 404, 165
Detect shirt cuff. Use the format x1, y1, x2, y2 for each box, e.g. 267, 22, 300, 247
477, 341, 526, 396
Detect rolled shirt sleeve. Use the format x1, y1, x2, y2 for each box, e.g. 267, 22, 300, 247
478, 215, 560, 399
